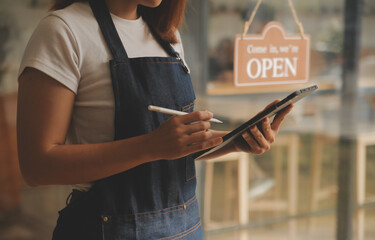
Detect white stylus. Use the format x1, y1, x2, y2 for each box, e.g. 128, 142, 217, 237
148, 105, 223, 124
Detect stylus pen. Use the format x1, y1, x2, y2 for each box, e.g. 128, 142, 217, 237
148, 105, 223, 124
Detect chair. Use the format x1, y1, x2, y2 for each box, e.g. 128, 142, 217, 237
356, 132, 375, 240
203, 133, 299, 239
307, 130, 375, 240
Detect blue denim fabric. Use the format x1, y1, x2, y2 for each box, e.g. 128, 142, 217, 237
101, 196, 202, 239
52, 0, 202, 239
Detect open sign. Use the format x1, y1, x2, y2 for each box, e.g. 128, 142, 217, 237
234, 22, 310, 86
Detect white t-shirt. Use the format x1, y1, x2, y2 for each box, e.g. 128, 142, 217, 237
19, 2, 186, 191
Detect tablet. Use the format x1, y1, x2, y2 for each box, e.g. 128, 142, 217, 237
194, 85, 318, 160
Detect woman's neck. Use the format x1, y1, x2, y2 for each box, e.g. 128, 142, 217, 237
105, 0, 139, 20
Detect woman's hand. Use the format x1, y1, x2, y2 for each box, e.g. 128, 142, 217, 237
147, 111, 223, 160
233, 100, 293, 155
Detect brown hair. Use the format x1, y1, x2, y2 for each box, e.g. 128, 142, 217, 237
50, 0, 186, 44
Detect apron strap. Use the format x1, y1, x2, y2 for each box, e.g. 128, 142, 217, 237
146, 22, 179, 58
89, 0, 129, 60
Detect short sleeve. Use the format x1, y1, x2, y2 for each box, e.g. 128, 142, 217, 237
19, 15, 81, 94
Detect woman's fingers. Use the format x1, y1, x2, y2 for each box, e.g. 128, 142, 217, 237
264, 99, 280, 109
179, 110, 213, 124
241, 131, 258, 152
239, 125, 273, 155
232, 100, 293, 156
261, 117, 275, 143
271, 104, 293, 132
184, 121, 211, 134
149, 110, 224, 160
249, 126, 270, 151
187, 130, 213, 145
187, 137, 223, 153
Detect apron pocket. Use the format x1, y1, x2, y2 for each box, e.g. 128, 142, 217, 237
101, 215, 136, 240
157, 221, 202, 240
102, 204, 186, 239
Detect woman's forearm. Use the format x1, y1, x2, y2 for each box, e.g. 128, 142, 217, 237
20, 134, 156, 186
17, 69, 158, 186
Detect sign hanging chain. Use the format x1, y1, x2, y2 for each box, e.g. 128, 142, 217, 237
242, 0, 305, 39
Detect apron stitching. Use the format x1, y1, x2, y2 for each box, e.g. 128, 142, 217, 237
136, 208, 183, 219
172, 222, 200, 240
135, 206, 180, 216
182, 102, 194, 109
186, 175, 196, 182
184, 206, 187, 231
182, 105, 194, 112
182, 102, 194, 111
134, 197, 197, 219
103, 196, 197, 220
157, 221, 201, 240
134, 195, 196, 216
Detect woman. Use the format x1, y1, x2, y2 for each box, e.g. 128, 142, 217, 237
17, 0, 292, 239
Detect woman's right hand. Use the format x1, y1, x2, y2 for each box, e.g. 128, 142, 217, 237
147, 111, 223, 160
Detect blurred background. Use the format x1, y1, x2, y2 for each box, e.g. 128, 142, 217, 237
0, 0, 374, 239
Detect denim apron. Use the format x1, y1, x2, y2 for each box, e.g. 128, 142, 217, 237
52, 0, 202, 239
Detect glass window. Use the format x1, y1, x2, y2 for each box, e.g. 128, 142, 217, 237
191, 0, 375, 239
0, 0, 374, 239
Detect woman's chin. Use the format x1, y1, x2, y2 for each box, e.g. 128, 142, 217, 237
140, 0, 163, 8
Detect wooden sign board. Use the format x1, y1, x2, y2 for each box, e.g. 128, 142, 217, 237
234, 22, 310, 86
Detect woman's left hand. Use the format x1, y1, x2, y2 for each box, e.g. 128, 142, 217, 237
233, 100, 293, 155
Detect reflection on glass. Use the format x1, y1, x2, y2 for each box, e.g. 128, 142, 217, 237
0, 0, 374, 239
204, 0, 375, 239
208, 2, 275, 84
